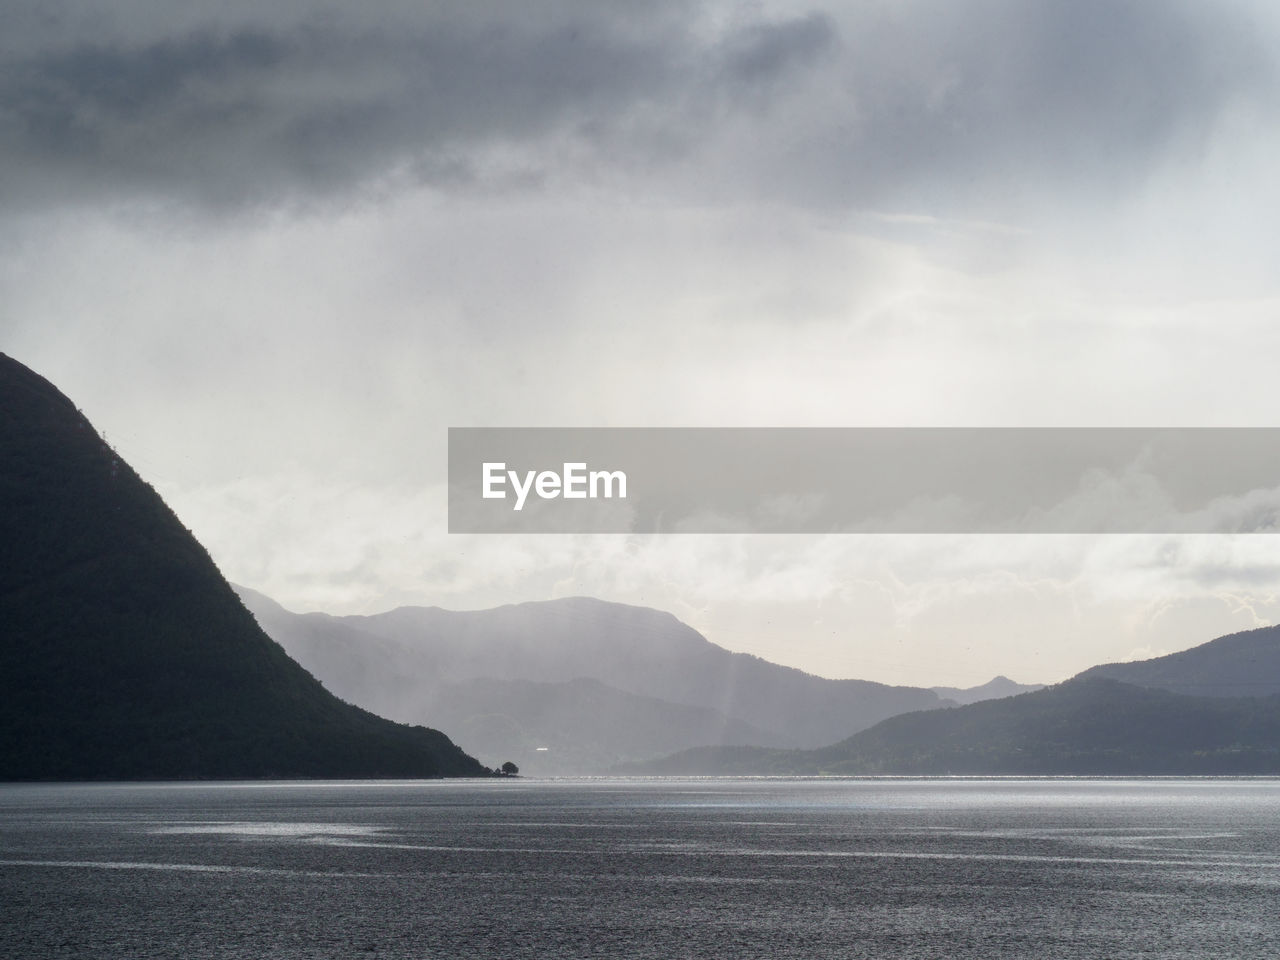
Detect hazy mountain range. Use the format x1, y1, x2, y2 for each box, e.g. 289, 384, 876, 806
929, 675, 1044, 705
1078, 630, 1280, 698
624, 624, 1280, 775
237, 586, 1041, 773
0, 352, 487, 780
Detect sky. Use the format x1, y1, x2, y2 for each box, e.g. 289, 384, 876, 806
4, 0, 1280, 687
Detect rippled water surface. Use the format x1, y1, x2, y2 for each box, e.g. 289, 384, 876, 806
3, 778, 1279, 958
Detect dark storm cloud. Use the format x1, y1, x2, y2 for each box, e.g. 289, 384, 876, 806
0, 2, 834, 209
0, 0, 1271, 213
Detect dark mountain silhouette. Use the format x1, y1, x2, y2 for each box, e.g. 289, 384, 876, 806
931, 675, 1043, 705
625, 624, 1280, 775
1078, 625, 1280, 697
0, 352, 487, 780
236, 586, 957, 773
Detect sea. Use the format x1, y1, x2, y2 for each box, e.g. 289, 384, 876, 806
2, 778, 1278, 959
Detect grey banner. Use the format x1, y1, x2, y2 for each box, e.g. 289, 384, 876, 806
448, 428, 1280, 533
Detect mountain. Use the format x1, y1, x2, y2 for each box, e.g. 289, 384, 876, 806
625, 677, 1280, 775
0, 352, 487, 780
931, 675, 1044, 705
1077, 625, 1280, 697
236, 586, 952, 773
625, 624, 1280, 775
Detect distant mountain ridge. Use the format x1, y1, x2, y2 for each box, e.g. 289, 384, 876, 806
931, 675, 1043, 705
624, 624, 1280, 776
626, 677, 1280, 775
237, 586, 1036, 774
1078, 625, 1280, 697
0, 352, 487, 780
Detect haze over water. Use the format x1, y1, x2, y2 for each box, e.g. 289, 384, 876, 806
3, 778, 1278, 958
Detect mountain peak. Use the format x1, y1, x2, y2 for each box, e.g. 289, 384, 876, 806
1, 353, 487, 780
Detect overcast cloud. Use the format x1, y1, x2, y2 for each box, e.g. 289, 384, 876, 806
3, 0, 1271, 214
4, 0, 1280, 685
